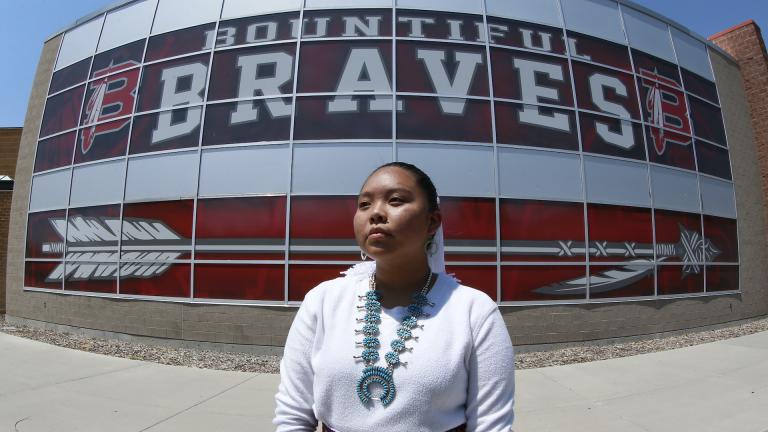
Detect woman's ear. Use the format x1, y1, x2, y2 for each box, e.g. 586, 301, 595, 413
427, 210, 442, 236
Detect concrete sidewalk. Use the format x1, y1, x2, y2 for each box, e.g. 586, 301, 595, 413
1, 331, 767, 432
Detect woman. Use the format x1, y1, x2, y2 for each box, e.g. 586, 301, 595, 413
274, 162, 515, 431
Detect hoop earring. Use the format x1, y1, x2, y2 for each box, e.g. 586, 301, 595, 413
424, 236, 437, 256
361, 250, 368, 261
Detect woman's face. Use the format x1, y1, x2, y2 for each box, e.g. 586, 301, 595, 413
354, 166, 441, 261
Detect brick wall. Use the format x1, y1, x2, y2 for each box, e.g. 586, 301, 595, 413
711, 21, 768, 245
0, 128, 21, 314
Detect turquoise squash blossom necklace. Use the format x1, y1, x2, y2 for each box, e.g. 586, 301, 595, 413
353, 270, 435, 407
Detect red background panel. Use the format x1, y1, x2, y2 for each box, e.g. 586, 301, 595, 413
644, 126, 695, 171
682, 69, 719, 105
632, 49, 682, 88
587, 204, 652, 263
688, 97, 727, 145
397, 96, 491, 143
90, 40, 144, 80
35, 132, 76, 172
294, 96, 392, 140
64, 263, 118, 294
288, 264, 347, 301
588, 264, 654, 299
194, 263, 284, 300
657, 264, 703, 295
27, 210, 66, 259
41, 85, 85, 137
119, 262, 191, 297
445, 265, 496, 301
196, 196, 287, 260
299, 40, 390, 94
49, 57, 91, 95
654, 209, 703, 264
706, 265, 739, 292
396, 40, 488, 96
24, 261, 63, 290
202, 99, 292, 145
290, 196, 357, 239
144, 23, 214, 62
500, 199, 585, 262
703, 215, 738, 263
495, 102, 578, 151
501, 265, 587, 301
441, 197, 496, 262
695, 140, 732, 180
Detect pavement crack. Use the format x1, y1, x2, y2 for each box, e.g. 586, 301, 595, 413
139, 375, 257, 431
14, 416, 30, 431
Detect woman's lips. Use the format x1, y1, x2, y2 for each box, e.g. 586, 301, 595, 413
368, 228, 390, 239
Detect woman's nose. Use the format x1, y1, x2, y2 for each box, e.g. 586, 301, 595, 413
369, 201, 387, 223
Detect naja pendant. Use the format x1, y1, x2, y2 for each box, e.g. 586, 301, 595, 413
356, 365, 396, 406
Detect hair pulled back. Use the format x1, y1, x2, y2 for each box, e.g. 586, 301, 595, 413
367, 162, 439, 213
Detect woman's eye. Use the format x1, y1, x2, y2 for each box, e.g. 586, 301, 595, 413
389, 197, 404, 204
358, 201, 370, 209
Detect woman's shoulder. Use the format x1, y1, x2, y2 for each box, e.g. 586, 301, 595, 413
438, 273, 500, 322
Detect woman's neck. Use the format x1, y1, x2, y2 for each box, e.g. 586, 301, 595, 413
374, 256, 434, 309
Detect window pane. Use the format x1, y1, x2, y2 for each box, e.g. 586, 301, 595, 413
397, 41, 487, 96
295, 96, 392, 140
633, 49, 681, 88
209, 43, 295, 100
130, 108, 202, 155
145, 23, 215, 61
137, 54, 209, 112
657, 264, 702, 295
289, 196, 358, 261
216, 12, 299, 49
572, 61, 639, 120
49, 58, 91, 95
151, 0, 223, 35
498, 147, 583, 201
695, 140, 731, 180
583, 156, 650, 207
671, 28, 714, 81
486, 17, 566, 55
486, 0, 562, 27
650, 164, 700, 213
299, 40, 390, 93
706, 265, 738, 292
41, 85, 85, 137
702, 215, 738, 263
302, 9, 392, 38
565, 31, 631, 71
65, 262, 119, 294
561, 0, 625, 45
292, 143, 392, 194
35, 132, 76, 173
397, 144, 495, 197
198, 144, 290, 196
700, 176, 736, 219
501, 265, 587, 301
26, 210, 67, 259
55, 17, 104, 71
645, 125, 695, 171
25, 261, 63, 290
66, 204, 121, 262
441, 197, 496, 262
500, 199, 585, 263
396, 9, 483, 40
446, 265, 496, 300
288, 264, 348, 301
120, 262, 191, 297
70, 159, 126, 207
689, 97, 726, 145
203, 99, 292, 145
491, 48, 573, 107
587, 204, 652, 263
121, 199, 194, 260
396, 96, 491, 142
396, 0, 482, 15
97, 0, 156, 53
496, 102, 577, 151
81, 68, 140, 127
589, 263, 654, 298
221, 0, 300, 19
30, 169, 71, 212
621, 7, 675, 63
654, 209, 702, 265
579, 113, 645, 161
682, 70, 718, 105
195, 196, 286, 260
124, 151, 199, 201
75, 118, 131, 163
91, 39, 144, 80
194, 264, 284, 300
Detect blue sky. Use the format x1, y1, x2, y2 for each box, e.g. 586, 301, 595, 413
1, 0, 766, 127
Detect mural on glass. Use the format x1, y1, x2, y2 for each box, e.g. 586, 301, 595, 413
26, 0, 739, 303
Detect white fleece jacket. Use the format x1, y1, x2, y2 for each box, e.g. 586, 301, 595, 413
273, 272, 515, 432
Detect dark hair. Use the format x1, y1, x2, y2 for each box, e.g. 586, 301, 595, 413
368, 162, 439, 213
